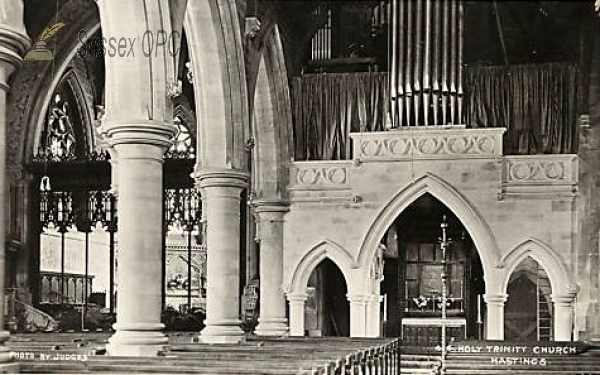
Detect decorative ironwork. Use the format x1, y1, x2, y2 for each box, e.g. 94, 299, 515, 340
164, 187, 202, 308
87, 190, 117, 231
164, 188, 201, 231
39, 191, 74, 231
165, 116, 195, 160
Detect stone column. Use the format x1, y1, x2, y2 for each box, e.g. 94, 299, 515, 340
287, 293, 307, 336
253, 199, 288, 336
484, 294, 507, 340
0, 1, 30, 371
348, 294, 369, 338
552, 294, 575, 341
197, 169, 247, 344
103, 123, 175, 356
366, 293, 381, 338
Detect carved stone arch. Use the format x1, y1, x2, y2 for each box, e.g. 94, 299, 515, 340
356, 173, 502, 291
184, 0, 249, 171
286, 239, 358, 296
8, 0, 100, 179
500, 238, 574, 296
249, 24, 293, 199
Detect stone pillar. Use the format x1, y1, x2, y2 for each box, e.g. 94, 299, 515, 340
197, 170, 247, 344
103, 123, 175, 356
484, 294, 508, 340
365, 294, 381, 337
0, 1, 30, 371
552, 294, 575, 341
287, 293, 307, 336
348, 294, 369, 338
253, 199, 288, 336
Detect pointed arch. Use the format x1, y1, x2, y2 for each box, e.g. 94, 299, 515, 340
356, 173, 501, 288
249, 24, 293, 200
8, 0, 100, 179
500, 238, 573, 296
185, 0, 249, 170
287, 239, 357, 296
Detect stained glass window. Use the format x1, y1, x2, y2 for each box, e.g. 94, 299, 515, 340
38, 91, 77, 161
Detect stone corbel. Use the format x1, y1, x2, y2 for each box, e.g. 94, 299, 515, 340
166, 79, 183, 100
245, 17, 261, 39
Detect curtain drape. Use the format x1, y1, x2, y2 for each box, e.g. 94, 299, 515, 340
464, 63, 579, 155
292, 63, 579, 160
292, 72, 389, 160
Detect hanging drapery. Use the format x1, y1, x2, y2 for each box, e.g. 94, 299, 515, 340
389, 0, 464, 127
292, 72, 389, 160
292, 63, 579, 160
464, 62, 579, 155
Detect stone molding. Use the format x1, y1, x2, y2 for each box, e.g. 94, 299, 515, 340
500, 154, 578, 199
350, 127, 505, 162
99, 122, 177, 149
551, 294, 576, 306
286, 293, 308, 303
483, 294, 508, 305
0, 26, 30, 76
252, 198, 289, 214
346, 294, 370, 304
289, 161, 351, 191
194, 169, 249, 190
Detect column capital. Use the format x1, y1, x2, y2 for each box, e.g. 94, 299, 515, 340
286, 293, 307, 303
551, 294, 576, 306
484, 294, 508, 305
251, 198, 289, 214
347, 294, 370, 304
194, 168, 249, 189
0, 25, 30, 88
99, 121, 177, 151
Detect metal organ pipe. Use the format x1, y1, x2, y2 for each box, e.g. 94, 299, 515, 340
432, 0, 441, 125
449, 0, 458, 125
457, 0, 464, 124
441, 0, 449, 126
423, 0, 432, 126
413, 0, 423, 126
390, 0, 398, 128
405, 0, 413, 126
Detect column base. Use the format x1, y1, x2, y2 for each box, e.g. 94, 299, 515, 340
254, 318, 289, 337
199, 321, 245, 344
106, 327, 168, 357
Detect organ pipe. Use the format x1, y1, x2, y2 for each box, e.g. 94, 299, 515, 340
390, 0, 464, 127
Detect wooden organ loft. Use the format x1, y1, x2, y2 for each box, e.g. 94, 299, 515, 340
292, 0, 581, 342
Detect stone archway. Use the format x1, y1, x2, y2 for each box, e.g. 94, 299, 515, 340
286, 240, 370, 337
355, 173, 508, 339
500, 238, 576, 341
356, 173, 501, 291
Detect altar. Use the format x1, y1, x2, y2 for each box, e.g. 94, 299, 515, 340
401, 317, 467, 346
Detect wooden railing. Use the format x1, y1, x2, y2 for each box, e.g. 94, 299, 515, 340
317, 339, 400, 375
